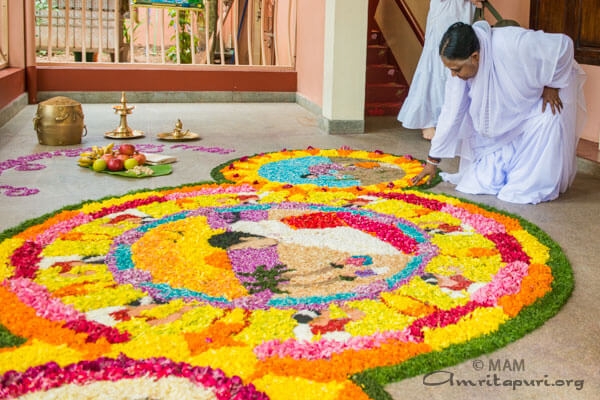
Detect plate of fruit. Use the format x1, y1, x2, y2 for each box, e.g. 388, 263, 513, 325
77, 143, 172, 178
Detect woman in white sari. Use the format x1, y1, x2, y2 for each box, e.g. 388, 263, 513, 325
412, 21, 587, 204
397, 1, 481, 140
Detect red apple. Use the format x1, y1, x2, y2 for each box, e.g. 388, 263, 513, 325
101, 153, 115, 162
132, 152, 147, 165
116, 153, 130, 162
107, 158, 124, 171
118, 143, 136, 156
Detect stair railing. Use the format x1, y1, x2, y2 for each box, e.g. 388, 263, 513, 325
394, 0, 424, 46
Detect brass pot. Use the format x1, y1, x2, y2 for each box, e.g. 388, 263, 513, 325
33, 96, 87, 146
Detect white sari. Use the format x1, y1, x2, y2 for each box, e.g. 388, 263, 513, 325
397, 0, 475, 129
430, 21, 587, 204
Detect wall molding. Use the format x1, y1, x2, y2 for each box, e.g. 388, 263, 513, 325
0, 93, 27, 128
36, 91, 297, 104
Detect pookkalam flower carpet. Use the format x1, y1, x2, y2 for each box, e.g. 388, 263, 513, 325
0, 148, 572, 399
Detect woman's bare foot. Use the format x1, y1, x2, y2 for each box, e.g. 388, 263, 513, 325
422, 127, 435, 140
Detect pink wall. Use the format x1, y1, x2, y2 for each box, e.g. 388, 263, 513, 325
295, 0, 325, 108
489, 0, 529, 28
580, 65, 600, 142
8, 0, 26, 67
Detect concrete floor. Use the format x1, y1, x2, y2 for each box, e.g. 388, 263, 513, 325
1, 102, 599, 399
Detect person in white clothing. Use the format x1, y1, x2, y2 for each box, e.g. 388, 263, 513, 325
397, 1, 483, 140
411, 21, 587, 204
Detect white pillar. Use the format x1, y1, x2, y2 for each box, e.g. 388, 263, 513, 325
321, 0, 368, 134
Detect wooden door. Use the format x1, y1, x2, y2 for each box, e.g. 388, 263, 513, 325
529, 0, 600, 66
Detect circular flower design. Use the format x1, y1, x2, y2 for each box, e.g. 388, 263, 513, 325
0, 183, 571, 399
212, 147, 439, 191
105, 203, 428, 309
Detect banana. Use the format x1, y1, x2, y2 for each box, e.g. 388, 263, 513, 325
78, 156, 94, 166
78, 144, 115, 168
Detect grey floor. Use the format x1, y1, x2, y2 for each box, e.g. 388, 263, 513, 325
1, 102, 599, 399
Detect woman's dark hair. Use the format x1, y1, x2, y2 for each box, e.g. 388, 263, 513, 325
439, 22, 480, 60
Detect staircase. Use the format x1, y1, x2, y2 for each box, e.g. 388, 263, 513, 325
365, 29, 410, 117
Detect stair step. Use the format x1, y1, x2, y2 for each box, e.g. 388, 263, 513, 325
365, 102, 403, 117
368, 30, 385, 45
365, 82, 409, 103
367, 45, 391, 65
366, 64, 407, 84
365, 29, 407, 117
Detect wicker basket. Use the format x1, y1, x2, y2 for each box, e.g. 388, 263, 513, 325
33, 96, 87, 146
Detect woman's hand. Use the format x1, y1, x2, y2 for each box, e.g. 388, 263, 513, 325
542, 86, 563, 114
411, 162, 438, 186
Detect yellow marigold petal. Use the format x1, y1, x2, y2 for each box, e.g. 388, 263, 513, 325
423, 307, 509, 351
189, 346, 258, 380
108, 333, 190, 361
0, 237, 23, 280
254, 375, 348, 400
0, 340, 83, 374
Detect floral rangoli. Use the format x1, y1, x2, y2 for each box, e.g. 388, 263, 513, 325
212, 147, 441, 191
0, 148, 572, 399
